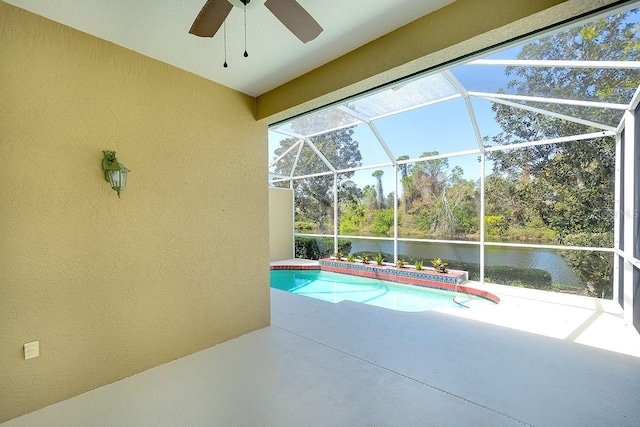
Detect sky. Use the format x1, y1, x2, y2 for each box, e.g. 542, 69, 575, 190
267, 67, 507, 194
267, 6, 640, 194
267, 40, 523, 194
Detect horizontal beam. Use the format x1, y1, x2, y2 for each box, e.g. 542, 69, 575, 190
257, 0, 603, 122
479, 95, 616, 132
469, 59, 640, 69
484, 130, 616, 152
469, 91, 629, 110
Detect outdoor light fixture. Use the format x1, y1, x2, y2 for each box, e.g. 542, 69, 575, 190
102, 151, 129, 198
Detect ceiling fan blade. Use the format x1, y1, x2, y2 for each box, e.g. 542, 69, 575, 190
264, 0, 323, 43
189, 0, 233, 38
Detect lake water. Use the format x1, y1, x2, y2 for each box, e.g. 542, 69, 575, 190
347, 238, 582, 287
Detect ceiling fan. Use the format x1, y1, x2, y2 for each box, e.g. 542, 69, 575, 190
189, 0, 323, 44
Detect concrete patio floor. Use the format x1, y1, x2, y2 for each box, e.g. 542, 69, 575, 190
271, 258, 640, 357
3, 262, 640, 426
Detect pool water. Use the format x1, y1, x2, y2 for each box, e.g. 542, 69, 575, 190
270, 269, 495, 312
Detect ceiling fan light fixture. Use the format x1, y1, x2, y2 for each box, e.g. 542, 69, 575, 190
243, 0, 248, 58
223, 21, 228, 67
228, 0, 263, 9
190, 0, 322, 43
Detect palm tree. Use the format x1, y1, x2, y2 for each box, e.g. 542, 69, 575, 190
372, 170, 385, 209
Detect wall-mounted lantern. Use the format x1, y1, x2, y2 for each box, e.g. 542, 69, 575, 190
102, 151, 129, 198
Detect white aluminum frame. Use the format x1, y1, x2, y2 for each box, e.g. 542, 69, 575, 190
622, 109, 636, 323
268, 28, 640, 317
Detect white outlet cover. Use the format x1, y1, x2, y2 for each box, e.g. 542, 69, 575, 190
24, 341, 39, 360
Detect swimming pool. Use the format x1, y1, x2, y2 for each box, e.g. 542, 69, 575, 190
270, 269, 496, 312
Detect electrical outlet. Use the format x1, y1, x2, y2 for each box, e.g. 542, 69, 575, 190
24, 341, 39, 360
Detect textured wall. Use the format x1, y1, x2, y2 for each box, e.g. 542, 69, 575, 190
0, 2, 269, 422
269, 188, 294, 261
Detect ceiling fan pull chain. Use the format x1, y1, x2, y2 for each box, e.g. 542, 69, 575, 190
243, 3, 249, 58
223, 21, 228, 68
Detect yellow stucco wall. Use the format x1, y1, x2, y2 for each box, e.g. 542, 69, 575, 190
269, 188, 294, 261
0, 3, 269, 422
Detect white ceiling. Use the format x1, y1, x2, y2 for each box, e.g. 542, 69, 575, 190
4, 0, 455, 97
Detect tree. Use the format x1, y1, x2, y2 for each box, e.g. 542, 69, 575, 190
486, 11, 640, 293
397, 154, 419, 212
372, 170, 385, 209
448, 177, 480, 235
561, 233, 613, 298
337, 180, 364, 233
484, 174, 537, 226
338, 180, 362, 204
273, 128, 362, 233
360, 184, 377, 212
409, 152, 471, 236
397, 155, 409, 180
371, 208, 394, 235
488, 12, 639, 238
412, 152, 450, 199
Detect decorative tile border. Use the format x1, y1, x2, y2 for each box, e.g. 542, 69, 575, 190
320, 259, 498, 304
270, 259, 499, 304
270, 265, 320, 271
320, 259, 467, 284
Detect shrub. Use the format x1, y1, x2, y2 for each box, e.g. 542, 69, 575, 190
430, 258, 448, 272
561, 232, 613, 298
338, 218, 361, 234
295, 221, 316, 231
371, 209, 395, 234
295, 237, 352, 260
485, 215, 510, 236
352, 252, 382, 263
484, 265, 551, 289
352, 252, 552, 289
374, 252, 385, 265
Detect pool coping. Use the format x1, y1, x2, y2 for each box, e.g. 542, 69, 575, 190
271, 259, 500, 304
